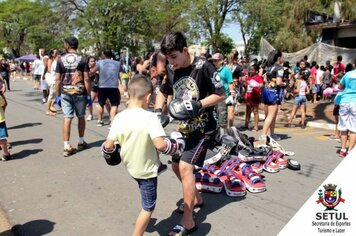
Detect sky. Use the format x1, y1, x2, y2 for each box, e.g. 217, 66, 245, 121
222, 22, 244, 43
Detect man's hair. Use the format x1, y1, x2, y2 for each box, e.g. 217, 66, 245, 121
128, 74, 153, 100
266, 50, 282, 66
64, 36, 79, 50
337, 55, 342, 62
103, 50, 113, 59
160, 32, 187, 55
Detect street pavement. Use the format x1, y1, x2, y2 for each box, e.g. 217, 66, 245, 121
0, 78, 343, 236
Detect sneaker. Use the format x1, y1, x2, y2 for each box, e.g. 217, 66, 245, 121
1, 154, 11, 161
97, 120, 104, 127
86, 115, 93, 121
287, 123, 296, 128
77, 141, 88, 151
64, 145, 76, 157
157, 163, 168, 175
270, 134, 281, 141
301, 124, 306, 129
339, 150, 347, 158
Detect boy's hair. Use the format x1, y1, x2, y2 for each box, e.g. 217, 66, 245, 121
64, 36, 79, 50
128, 74, 153, 100
160, 32, 187, 55
337, 55, 342, 62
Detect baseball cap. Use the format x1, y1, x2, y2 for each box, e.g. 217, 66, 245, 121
210, 53, 224, 61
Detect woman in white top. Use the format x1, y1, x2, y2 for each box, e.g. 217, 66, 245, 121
287, 60, 310, 129
45, 49, 59, 115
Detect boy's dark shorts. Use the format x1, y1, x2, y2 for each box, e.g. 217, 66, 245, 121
98, 88, 120, 107
0, 121, 8, 140
134, 177, 157, 212
333, 105, 340, 116
172, 131, 210, 167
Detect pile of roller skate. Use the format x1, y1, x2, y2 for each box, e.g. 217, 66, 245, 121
195, 127, 301, 197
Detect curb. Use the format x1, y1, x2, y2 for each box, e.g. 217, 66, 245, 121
306, 121, 335, 130
252, 113, 335, 131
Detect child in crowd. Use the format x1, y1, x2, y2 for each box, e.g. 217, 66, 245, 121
244, 64, 263, 131
101, 74, 184, 236
0, 75, 11, 161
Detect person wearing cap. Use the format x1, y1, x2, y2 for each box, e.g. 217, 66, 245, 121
211, 52, 236, 128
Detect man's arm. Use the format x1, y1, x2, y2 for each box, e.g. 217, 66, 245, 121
154, 90, 168, 110
200, 93, 225, 109
84, 71, 91, 95
55, 72, 61, 96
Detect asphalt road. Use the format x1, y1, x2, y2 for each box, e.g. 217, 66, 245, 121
0, 79, 343, 236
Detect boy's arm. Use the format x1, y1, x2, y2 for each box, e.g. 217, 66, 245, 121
103, 139, 115, 151
152, 132, 185, 156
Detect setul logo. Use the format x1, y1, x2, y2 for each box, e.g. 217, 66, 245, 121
316, 184, 345, 211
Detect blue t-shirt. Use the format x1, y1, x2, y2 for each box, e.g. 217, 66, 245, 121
97, 59, 120, 88
339, 69, 356, 104
217, 64, 233, 97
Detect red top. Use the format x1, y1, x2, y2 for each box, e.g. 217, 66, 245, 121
333, 62, 345, 75
245, 75, 263, 105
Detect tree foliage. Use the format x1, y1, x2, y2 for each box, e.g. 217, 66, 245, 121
0, 0, 68, 57
1, 0, 355, 57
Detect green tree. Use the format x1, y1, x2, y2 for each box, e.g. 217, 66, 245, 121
233, 0, 283, 54
189, 0, 238, 51
0, 0, 67, 57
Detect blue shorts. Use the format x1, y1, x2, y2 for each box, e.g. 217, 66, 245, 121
134, 177, 157, 212
0, 121, 8, 140
61, 93, 87, 118
311, 85, 317, 94
293, 95, 307, 106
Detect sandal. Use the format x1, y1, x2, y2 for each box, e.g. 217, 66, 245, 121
238, 163, 266, 193
169, 224, 198, 236
273, 151, 287, 169
262, 154, 280, 173
250, 162, 263, 173
195, 170, 223, 193
175, 202, 204, 214
221, 170, 246, 197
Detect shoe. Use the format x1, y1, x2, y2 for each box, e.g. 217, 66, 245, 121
64, 145, 76, 157
1, 154, 11, 161
301, 124, 306, 129
157, 163, 168, 175
287, 123, 296, 128
97, 120, 104, 127
42, 98, 47, 104
270, 134, 281, 141
339, 150, 347, 158
86, 115, 93, 121
77, 141, 88, 151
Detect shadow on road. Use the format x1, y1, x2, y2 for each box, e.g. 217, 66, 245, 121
147, 193, 245, 235
8, 123, 42, 130
0, 219, 55, 236
11, 149, 43, 160
311, 102, 334, 124
10, 139, 43, 147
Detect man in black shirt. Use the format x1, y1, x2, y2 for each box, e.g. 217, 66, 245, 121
156, 32, 225, 235
55, 37, 91, 157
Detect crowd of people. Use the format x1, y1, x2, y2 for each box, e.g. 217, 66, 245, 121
1, 32, 355, 236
